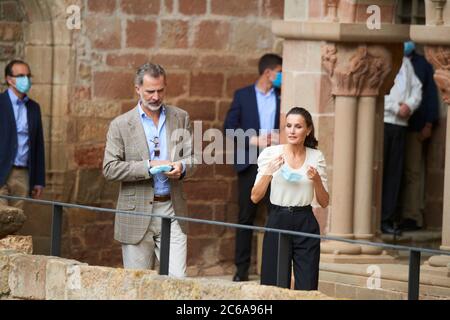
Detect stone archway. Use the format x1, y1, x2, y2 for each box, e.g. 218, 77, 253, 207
14, 0, 76, 254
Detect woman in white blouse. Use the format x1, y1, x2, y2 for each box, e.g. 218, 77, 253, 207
251, 107, 329, 290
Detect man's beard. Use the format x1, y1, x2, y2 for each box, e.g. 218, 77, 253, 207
141, 97, 162, 111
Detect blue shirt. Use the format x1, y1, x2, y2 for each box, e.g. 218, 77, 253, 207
138, 104, 171, 196
8, 88, 29, 167
255, 85, 277, 134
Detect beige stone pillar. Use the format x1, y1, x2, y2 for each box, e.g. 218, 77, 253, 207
424, 45, 450, 267
328, 96, 358, 241
354, 96, 382, 254
411, 0, 450, 270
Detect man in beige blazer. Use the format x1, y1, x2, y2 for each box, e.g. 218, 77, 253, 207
103, 63, 196, 277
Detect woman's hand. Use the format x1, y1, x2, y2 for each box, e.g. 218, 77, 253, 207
263, 155, 284, 176
306, 165, 320, 182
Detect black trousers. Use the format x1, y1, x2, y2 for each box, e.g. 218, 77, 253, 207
382, 123, 407, 225
234, 164, 270, 277
261, 205, 320, 290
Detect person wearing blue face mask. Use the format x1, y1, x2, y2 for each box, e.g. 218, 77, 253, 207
224, 53, 282, 282
0, 60, 45, 211
397, 42, 440, 232
251, 107, 329, 290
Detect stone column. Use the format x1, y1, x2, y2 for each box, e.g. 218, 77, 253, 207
410, 0, 450, 272
354, 96, 382, 254
425, 45, 450, 267
320, 44, 392, 257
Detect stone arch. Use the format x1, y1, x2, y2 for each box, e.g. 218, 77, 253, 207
16, 0, 76, 253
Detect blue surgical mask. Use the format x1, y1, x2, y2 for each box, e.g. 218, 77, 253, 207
272, 71, 282, 89
150, 165, 173, 175
15, 76, 32, 94
404, 41, 415, 57
281, 165, 302, 182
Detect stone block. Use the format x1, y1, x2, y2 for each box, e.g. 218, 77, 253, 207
45, 257, 86, 300
194, 21, 230, 50
126, 20, 157, 48
121, 0, 160, 15
53, 47, 72, 84
8, 255, 49, 300
24, 46, 53, 84
160, 20, 189, 49
28, 84, 52, 117
67, 265, 156, 300
88, 0, 116, 13
179, 0, 207, 15
190, 72, 224, 98
211, 0, 259, 17
0, 236, 32, 254
93, 71, 135, 99
262, 0, 284, 18
86, 17, 121, 50
0, 207, 27, 239
283, 0, 307, 20
0, 250, 20, 296
106, 53, 149, 68
0, 22, 22, 41
231, 22, 274, 53
177, 99, 216, 121
24, 22, 52, 45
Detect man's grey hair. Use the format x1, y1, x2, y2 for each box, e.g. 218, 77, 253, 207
135, 63, 166, 86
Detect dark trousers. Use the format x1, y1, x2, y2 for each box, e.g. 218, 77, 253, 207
382, 123, 407, 225
261, 205, 320, 290
234, 164, 270, 277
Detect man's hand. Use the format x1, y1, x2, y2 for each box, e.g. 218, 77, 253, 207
420, 123, 433, 141
165, 162, 183, 180
397, 103, 411, 119
31, 186, 44, 199
149, 160, 172, 168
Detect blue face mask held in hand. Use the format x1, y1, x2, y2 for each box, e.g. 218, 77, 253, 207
272, 71, 282, 89
281, 165, 302, 182
150, 165, 173, 175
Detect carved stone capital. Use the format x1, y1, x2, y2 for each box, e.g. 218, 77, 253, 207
321, 44, 392, 97
425, 45, 450, 104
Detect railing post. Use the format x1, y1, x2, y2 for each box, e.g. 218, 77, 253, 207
50, 204, 63, 257
276, 233, 290, 288
159, 217, 171, 276
408, 250, 421, 300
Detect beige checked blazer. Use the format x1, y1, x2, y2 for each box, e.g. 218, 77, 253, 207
103, 105, 197, 244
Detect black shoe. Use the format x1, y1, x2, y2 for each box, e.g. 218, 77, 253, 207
232, 274, 249, 282
381, 223, 402, 236
399, 219, 422, 231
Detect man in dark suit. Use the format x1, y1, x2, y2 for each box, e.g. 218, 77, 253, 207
0, 60, 45, 210
399, 42, 440, 231
224, 53, 282, 281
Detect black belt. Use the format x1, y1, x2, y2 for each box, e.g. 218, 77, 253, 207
272, 204, 312, 213
12, 165, 28, 170
154, 194, 171, 202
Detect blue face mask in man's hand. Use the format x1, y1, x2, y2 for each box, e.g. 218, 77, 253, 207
150, 165, 173, 175
280, 164, 302, 182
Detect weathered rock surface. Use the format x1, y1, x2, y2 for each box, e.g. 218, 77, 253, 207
0, 236, 33, 254
0, 206, 26, 239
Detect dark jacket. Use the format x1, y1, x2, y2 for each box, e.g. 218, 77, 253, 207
0, 90, 45, 193
223, 85, 281, 173
408, 52, 440, 131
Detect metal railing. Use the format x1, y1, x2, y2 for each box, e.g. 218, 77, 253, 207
1, 194, 450, 300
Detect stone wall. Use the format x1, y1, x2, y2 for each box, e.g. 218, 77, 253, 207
0, 250, 332, 300
0, 0, 24, 91
19, 0, 284, 275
